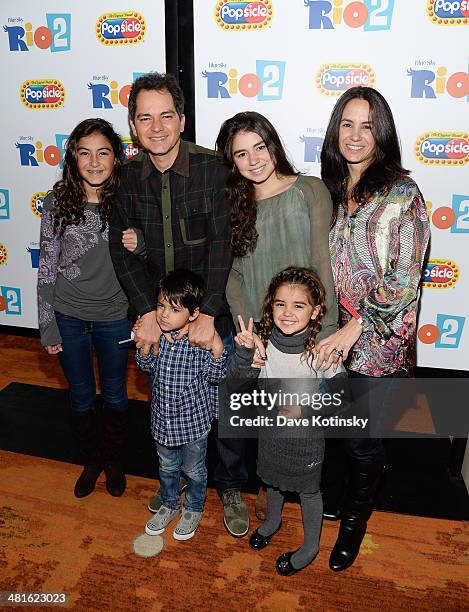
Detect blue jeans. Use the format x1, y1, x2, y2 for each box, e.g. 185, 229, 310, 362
347, 369, 409, 462
156, 433, 209, 512
55, 312, 131, 415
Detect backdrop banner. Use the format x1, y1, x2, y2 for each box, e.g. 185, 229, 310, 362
0, 0, 165, 330
194, 0, 469, 370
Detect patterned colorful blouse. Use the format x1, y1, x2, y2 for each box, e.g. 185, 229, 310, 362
329, 178, 430, 376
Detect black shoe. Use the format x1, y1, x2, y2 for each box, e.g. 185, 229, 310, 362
276, 550, 314, 576
249, 522, 281, 550
322, 503, 341, 521
74, 463, 102, 498
103, 462, 126, 497
102, 407, 128, 497
329, 522, 366, 572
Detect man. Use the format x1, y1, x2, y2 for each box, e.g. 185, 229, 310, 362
109, 72, 249, 537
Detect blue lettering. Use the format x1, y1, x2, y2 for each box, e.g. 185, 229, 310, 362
3, 25, 28, 51
16, 143, 38, 166
305, 0, 334, 29
88, 83, 113, 109
408, 68, 437, 99
203, 71, 230, 98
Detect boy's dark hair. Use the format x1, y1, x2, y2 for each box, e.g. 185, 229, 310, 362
159, 269, 204, 315
128, 72, 185, 122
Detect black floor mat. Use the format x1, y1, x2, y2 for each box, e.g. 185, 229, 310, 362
1, 382, 468, 520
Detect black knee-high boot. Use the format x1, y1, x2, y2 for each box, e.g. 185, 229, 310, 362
329, 458, 384, 572
102, 406, 127, 497
71, 409, 102, 498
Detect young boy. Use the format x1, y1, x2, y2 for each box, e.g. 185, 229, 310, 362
135, 269, 226, 541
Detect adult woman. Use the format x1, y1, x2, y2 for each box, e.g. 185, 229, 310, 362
37, 118, 130, 499
316, 87, 430, 571
215, 112, 338, 525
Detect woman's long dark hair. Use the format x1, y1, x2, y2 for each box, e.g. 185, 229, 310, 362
216, 111, 297, 257
321, 87, 409, 221
258, 266, 326, 367
52, 118, 122, 235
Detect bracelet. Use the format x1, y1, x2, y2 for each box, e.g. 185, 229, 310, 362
339, 298, 364, 325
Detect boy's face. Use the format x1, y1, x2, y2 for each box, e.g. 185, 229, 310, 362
156, 293, 198, 333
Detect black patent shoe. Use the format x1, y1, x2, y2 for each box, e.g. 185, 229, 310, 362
249, 523, 281, 550
276, 550, 315, 576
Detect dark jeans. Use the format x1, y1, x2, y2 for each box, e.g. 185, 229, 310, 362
213, 331, 249, 495
346, 369, 409, 462
156, 433, 208, 512
55, 312, 131, 415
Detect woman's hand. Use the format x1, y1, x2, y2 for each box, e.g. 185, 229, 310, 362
315, 317, 363, 371
45, 344, 62, 354
122, 228, 138, 253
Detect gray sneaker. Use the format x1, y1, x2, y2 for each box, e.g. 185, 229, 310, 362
173, 510, 202, 541
222, 490, 249, 537
145, 505, 179, 536
148, 476, 188, 513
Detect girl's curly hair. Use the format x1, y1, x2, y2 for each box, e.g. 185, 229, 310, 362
258, 266, 326, 367
51, 118, 122, 235
215, 111, 297, 257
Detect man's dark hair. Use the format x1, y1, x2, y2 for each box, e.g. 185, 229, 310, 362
159, 269, 204, 315
128, 72, 185, 122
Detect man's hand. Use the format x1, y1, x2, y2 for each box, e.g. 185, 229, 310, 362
209, 331, 225, 359
187, 313, 215, 349
134, 311, 161, 357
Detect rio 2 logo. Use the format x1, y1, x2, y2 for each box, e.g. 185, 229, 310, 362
408, 64, 469, 100
203, 60, 285, 100
3, 14, 71, 52
0, 189, 10, 220
304, 0, 394, 30
428, 195, 469, 233
0, 286, 22, 316
418, 314, 466, 348
16, 135, 69, 168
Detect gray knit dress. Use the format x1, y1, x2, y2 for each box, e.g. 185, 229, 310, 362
229, 327, 344, 494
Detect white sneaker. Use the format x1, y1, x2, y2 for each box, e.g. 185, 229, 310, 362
145, 505, 179, 536
173, 510, 202, 541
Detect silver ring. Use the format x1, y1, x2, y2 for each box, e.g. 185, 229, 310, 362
332, 348, 343, 357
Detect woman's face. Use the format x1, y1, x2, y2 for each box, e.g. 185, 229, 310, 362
76, 132, 116, 196
231, 130, 276, 186
338, 98, 376, 174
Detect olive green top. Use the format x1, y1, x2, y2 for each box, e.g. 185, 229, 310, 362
226, 174, 338, 342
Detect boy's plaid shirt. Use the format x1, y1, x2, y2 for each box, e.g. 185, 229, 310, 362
136, 332, 227, 447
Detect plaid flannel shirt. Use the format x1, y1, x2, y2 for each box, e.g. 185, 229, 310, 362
109, 140, 232, 337
136, 332, 227, 447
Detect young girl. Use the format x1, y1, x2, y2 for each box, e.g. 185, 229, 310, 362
37, 118, 131, 499
229, 266, 345, 576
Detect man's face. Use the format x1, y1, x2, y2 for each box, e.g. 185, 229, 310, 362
130, 89, 185, 170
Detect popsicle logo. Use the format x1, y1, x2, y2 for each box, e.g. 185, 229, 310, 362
30, 192, 47, 218
3, 14, 71, 52
316, 63, 375, 95
427, 0, 469, 25
408, 64, 469, 100
418, 314, 466, 348
415, 132, 469, 165
215, 1, 274, 30
203, 60, 285, 100
20, 79, 65, 109
121, 138, 140, 160
305, 0, 394, 31
96, 12, 146, 45
0, 243, 8, 265
422, 259, 459, 289
16, 134, 69, 168
427, 195, 469, 233
0, 189, 10, 220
